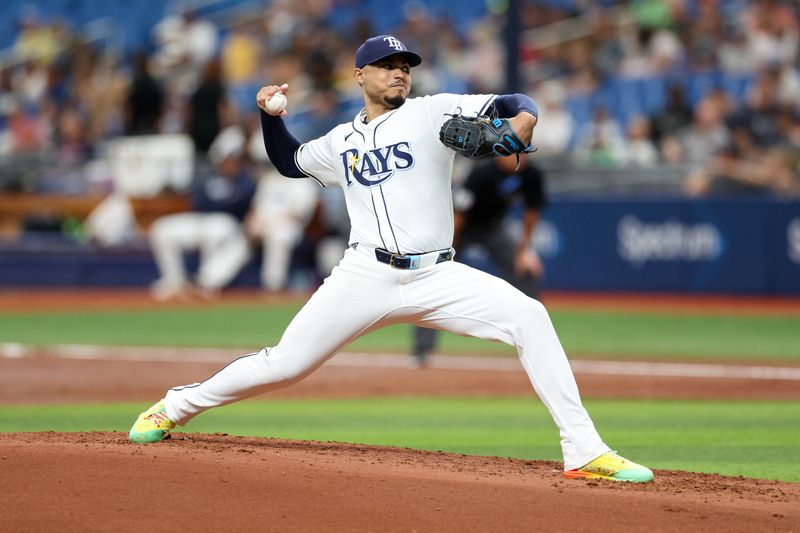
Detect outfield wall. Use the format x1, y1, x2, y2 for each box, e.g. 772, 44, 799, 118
533, 198, 800, 295
1, 198, 798, 295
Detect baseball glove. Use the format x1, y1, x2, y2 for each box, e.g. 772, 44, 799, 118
439, 114, 534, 160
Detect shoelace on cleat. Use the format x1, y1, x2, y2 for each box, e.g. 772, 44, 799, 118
145, 409, 171, 428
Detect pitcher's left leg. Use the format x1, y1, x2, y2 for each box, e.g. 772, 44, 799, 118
409, 262, 608, 470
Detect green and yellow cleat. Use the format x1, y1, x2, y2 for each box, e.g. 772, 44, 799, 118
129, 400, 176, 444
564, 451, 654, 483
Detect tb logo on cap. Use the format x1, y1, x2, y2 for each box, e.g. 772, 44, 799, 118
383, 36, 405, 51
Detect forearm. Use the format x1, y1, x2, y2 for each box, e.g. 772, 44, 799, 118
493, 94, 538, 146
259, 110, 304, 178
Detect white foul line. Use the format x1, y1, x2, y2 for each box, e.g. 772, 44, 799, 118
2, 343, 800, 381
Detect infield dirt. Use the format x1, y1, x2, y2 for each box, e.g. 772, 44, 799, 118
1, 431, 798, 533
1, 289, 799, 532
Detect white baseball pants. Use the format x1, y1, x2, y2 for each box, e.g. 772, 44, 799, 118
164, 244, 610, 469
150, 212, 251, 291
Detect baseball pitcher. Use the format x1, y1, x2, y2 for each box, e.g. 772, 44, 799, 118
130, 35, 653, 482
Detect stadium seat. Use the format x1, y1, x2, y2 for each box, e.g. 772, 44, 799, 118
637, 76, 668, 115
686, 70, 721, 107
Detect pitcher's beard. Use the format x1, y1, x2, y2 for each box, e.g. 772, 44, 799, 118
384, 94, 406, 108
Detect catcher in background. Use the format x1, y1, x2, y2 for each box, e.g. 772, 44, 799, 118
130, 34, 654, 483
411, 153, 547, 367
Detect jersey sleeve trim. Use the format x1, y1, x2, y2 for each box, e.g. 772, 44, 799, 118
294, 146, 327, 188
478, 95, 498, 116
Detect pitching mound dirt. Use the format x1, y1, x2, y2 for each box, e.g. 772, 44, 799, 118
1, 432, 797, 533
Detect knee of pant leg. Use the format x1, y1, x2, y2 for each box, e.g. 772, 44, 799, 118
150, 216, 188, 246
205, 214, 241, 240
149, 218, 170, 244
265, 350, 316, 384
526, 298, 551, 323
514, 297, 553, 335
505, 294, 547, 318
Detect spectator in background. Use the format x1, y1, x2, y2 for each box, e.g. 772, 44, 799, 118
70, 48, 128, 142
532, 81, 573, 156
124, 53, 165, 135
220, 23, 262, 113
220, 24, 261, 87
741, 0, 798, 69
261, 0, 305, 55
683, 120, 800, 197
186, 59, 230, 162
668, 92, 730, 167
731, 68, 784, 147
412, 154, 547, 367
263, 54, 313, 108
684, 2, 724, 71
615, 115, 659, 167
718, 29, 756, 75
152, 6, 218, 96
630, 0, 676, 31
12, 61, 49, 110
682, 74, 798, 197
149, 126, 256, 301
615, 7, 684, 78
773, 62, 800, 109
39, 107, 93, 193
13, 6, 63, 66
573, 106, 625, 167
590, 10, 626, 78
2, 98, 47, 154
650, 83, 693, 147
463, 21, 504, 93
292, 88, 346, 141
0, 66, 14, 115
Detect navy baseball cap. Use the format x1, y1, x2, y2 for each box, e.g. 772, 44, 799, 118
355, 35, 422, 69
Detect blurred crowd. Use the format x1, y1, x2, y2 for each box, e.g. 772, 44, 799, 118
1, 0, 799, 193
0, 0, 798, 293
525, 0, 800, 197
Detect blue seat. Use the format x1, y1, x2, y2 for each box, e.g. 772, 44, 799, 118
565, 95, 592, 126
610, 78, 644, 124
720, 72, 754, 104
686, 70, 721, 106
637, 76, 668, 114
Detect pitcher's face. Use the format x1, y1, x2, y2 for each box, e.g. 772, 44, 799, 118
356, 54, 412, 109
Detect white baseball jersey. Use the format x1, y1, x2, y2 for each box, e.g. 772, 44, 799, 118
295, 93, 498, 254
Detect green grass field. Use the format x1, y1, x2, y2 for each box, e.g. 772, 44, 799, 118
1, 303, 799, 360
1, 301, 798, 483
1, 398, 798, 482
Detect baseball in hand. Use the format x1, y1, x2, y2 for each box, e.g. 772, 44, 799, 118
265, 93, 287, 115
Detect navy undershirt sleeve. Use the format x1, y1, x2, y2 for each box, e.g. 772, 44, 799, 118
259, 110, 304, 178
492, 94, 539, 119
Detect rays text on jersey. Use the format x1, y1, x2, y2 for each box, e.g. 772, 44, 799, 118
339, 142, 415, 187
